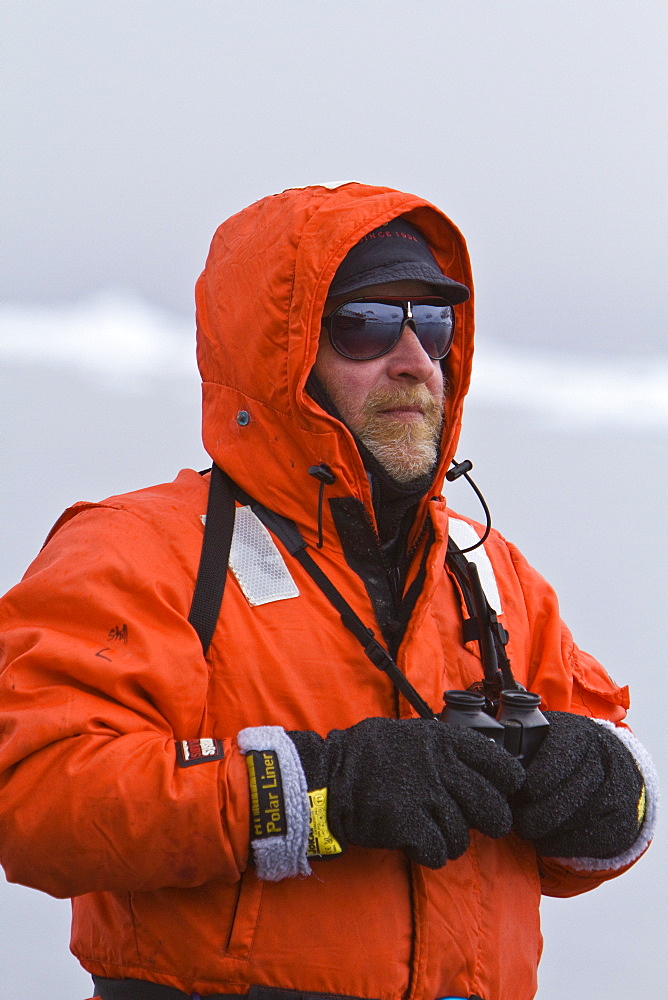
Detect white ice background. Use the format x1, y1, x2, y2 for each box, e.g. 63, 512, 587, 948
2, 293, 666, 427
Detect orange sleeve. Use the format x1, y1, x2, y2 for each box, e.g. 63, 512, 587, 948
503, 537, 630, 722
537, 851, 649, 898
0, 506, 250, 899
500, 538, 648, 897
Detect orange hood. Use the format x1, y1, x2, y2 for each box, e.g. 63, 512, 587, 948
195, 182, 474, 537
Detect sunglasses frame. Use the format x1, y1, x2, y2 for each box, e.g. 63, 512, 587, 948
322, 297, 456, 362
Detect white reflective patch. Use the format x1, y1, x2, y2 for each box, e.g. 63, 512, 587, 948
448, 517, 502, 614
229, 506, 300, 607
313, 180, 357, 189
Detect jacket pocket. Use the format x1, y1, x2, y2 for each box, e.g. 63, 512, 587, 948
225, 867, 264, 960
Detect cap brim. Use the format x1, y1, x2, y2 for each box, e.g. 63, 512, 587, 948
328, 262, 470, 304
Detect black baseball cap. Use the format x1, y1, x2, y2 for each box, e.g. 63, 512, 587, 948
328, 219, 470, 304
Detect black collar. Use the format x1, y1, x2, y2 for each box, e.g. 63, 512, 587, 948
305, 373, 435, 549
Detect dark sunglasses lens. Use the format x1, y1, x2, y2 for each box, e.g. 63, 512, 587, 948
411, 303, 455, 359
330, 302, 404, 359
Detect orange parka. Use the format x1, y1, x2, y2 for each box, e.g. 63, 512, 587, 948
0, 184, 637, 1000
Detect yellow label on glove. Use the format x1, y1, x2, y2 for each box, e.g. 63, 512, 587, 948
637, 784, 647, 826
306, 788, 343, 856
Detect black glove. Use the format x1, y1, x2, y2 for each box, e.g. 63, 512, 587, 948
512, 712, 645, 859
288, 717, 525, 869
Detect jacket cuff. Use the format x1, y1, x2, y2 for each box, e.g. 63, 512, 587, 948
237, 725, 311, 881
554, 718, 659, 872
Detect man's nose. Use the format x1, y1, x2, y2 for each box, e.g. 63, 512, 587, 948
385, 323, 437, 383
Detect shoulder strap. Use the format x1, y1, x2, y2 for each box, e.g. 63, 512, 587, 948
188, 465, 236, 656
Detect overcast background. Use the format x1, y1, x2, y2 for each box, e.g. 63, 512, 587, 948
1, 2, 666, 998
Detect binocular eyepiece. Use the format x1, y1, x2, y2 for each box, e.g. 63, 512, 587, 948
439, 689, 549, 766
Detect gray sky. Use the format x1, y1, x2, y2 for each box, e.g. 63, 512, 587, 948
2, 0, 666, 353
1, 3, 666, 998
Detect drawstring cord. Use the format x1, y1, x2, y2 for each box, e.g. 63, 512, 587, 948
308, 464, 336, 548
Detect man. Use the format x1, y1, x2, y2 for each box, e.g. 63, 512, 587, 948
0, 183, 656, 1000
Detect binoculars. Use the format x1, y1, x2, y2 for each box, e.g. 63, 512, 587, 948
439, 689, 549, 766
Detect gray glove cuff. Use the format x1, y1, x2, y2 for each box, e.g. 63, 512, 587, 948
237, 725, 311, 881
555, 719, 659, 872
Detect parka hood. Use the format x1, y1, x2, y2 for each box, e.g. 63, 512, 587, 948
195, 182, 475, 540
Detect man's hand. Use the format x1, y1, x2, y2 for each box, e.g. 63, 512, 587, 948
288, 717, 525, 869
512, 712, 645, 859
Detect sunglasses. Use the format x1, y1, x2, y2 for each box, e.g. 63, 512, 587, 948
322, 298, 455, 361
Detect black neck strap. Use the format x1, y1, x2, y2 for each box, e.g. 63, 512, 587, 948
189, 466, 437, 720
445, 540, 518, 704
188, 466, 518, 719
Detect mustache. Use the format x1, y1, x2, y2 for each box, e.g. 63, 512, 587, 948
360, 384, 442, 419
